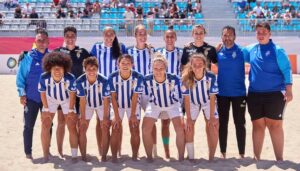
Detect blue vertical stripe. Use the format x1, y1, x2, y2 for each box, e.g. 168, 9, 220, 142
87, 88, 91, 107
104, 47, 107, 76
137, 50, 141, 73
93, 84, 97, 108
143, 50, 147, 75
127, 80, 130, 108
162, 83, 168, 107
201, 81, 207, 103
171, 52, 175, 74
157, 83, 162, 107
196, 82, 201, 105
109, 48, 113, 75
53, 83, 57, 100
59, 82, 63, 101
121, 80, 125, 108
47, 79, 51, 97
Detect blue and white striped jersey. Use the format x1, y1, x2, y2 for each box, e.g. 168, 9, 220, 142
127, 46, 155, 76
38, 72, 76, 102
144, 73, 182, 108
156, 47, 182, 76
90, 42, 127, 77
76, 73, 110, 108
108, 70, 144, 109
182, 71, 219, 105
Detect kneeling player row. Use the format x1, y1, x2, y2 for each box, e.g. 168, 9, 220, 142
38, 51, 219, 162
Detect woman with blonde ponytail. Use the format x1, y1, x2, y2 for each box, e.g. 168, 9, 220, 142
181, 53, 219, 161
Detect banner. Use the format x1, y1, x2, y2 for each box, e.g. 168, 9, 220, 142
0, 54, 18, 74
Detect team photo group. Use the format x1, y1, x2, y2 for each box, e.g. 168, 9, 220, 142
16, 21, 293, 164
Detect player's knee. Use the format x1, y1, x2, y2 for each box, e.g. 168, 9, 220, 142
42, 116, 52, 129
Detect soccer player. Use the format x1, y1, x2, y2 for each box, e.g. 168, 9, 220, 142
90, 26, 126, 156
108, 54, 144, 162
16, 29, 50, 160
55, 26, 90, 157
181, 25, 218, 70
39, 52, 78, 163
142, 53, 185, 162
127, 24, 158, 156
156, 29, 182, 159
217, 26, 246, 159
244, 22, 293, 161
181, 53, 219, 161
76, 57, 111, 162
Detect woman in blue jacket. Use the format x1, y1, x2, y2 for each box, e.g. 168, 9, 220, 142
244, 22, 293, 161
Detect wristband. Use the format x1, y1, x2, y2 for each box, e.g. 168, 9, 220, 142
43, 108, 49, 112
68, 109, 74, 113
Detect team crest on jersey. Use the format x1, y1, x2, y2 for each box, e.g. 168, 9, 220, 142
169, 82, 175, 91
187, 49, 197, 54
132, 79, 137, 89
75, 49, 82, 58
232, 51, 237, 58
204, 47, 211, 57
265, 51, 270, 56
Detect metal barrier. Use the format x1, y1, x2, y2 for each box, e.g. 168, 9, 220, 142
0, 18, 299, 36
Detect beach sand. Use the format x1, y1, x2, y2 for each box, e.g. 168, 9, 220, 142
0, 75, 299, 171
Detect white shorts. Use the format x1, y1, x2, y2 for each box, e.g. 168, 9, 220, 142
44, 97, 74, 115
112, 105, 141, 120
144, 103, 182, 120
84, 106, 111, 121
140, 94, 149, 111
189, 102, 219, 121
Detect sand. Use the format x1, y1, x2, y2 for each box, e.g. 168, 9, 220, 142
0, 74, 299, 171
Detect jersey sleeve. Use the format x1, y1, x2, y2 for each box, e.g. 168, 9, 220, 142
38, 74, 47, 92
82, 48, 91, 58
76, 80, 85, 97
143, 78, 149, 96
242, 47, 250, 63
209, 74, 219, 95
120, 43, 127, 54
134, 74, 144, 93
108, 76, 116, 92
68, 75, 77, 92
181, 47, 189, 65
175, 77, 182, 99
209, 47, 218, 64
16, 54, 30, 96
90, 44, 97, 56
102, 80, 111, 97
276, 47, 293, 85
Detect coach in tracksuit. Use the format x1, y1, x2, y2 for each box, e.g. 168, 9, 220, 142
217, 26, 246, 159
16, 29, 50, 159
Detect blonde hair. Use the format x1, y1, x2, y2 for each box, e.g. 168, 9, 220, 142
152, 52, 168, 69
134, 24, 146, 36
182, 53, 207, 88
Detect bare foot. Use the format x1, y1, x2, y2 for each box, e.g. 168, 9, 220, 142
239, 154, 245, 159
165, 152, 170, 159
132, 156, 139, 161
42, 157, 49, 164
58, 151, 64, 158
220, 153, 226, 159
71, 157, 78, 164
26, 154, 33, 160
101, 156, 108, 162
112, 157, 118, 163
146, 157, 154, 163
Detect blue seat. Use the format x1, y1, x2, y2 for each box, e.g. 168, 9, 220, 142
154, 25, 161, 31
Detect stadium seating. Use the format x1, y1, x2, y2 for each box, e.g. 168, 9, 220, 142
0, 0, 204, 33
231, 0, 300, 32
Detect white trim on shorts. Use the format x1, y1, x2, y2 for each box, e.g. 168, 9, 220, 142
144, 103, 182, 120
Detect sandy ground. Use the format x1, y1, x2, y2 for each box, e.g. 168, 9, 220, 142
0, 75, 299, 171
